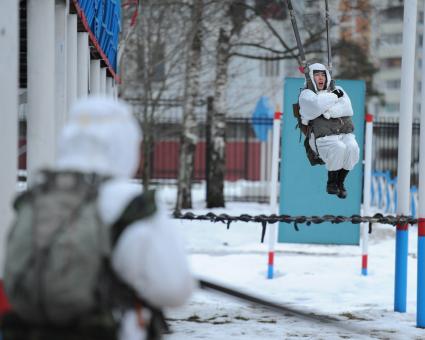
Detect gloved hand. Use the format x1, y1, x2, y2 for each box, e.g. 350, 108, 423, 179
323, 112, 331, 119
332, 89, 344, 98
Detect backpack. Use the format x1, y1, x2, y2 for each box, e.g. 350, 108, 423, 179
292, 101, 325, 166
3, 170, 160, 331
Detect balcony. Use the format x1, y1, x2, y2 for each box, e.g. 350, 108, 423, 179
72, 0, 121, 73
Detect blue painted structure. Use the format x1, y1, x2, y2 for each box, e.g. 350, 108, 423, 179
76, 0, 121, 72
418, 232, 425, 326
252, 96, 274, 142
278, 77, 365, 245
371, 171, 418, 217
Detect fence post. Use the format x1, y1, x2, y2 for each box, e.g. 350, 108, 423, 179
361, 113, 373, 276
267, 107, 281, 279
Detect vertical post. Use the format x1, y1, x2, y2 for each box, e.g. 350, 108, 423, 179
362, 113, 373, 276
100, 67, 107, 94
260, 141, 266, 182
77, 32, 89, 98
67, 14, 78, 112
0, 0, 18, 316
206, 97, 213, 203
90, 59, 101, 95
106, 77, 114, 97
267, 107, 282, 279
27, 0, 56, 183
55, 1, 67, 145
417, 0, 425, 326
395, 0, 417, 313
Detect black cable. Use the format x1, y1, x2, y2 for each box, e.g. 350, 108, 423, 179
198, 278, 365, 335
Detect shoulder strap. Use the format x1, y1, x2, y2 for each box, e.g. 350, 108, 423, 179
110, 190, 157, 246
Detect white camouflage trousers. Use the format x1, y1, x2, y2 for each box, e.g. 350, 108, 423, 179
310, 133, 360, 171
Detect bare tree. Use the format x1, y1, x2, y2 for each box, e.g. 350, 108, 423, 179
120, 0, 192, 189
176, 0, 204, 210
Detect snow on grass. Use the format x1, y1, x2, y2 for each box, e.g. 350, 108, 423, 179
162, 189, 424, 340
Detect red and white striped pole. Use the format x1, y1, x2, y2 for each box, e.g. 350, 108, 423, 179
267, 106, 282, 279
361, 113, 373, 275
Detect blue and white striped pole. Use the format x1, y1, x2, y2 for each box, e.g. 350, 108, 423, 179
395, 0, 417, 313
418, 220, 425, 327
417, 1, 425, 325
267, 108, 281, 279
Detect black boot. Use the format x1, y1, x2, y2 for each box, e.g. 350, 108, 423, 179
336, 169, 349, 199
326, 171, 339, 195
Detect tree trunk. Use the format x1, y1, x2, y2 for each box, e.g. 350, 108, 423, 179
142, 120, 154, 189
207, 26, 230, 208
176, 0, 203, 210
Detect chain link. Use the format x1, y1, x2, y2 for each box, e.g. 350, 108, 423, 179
173, 212, 419, 242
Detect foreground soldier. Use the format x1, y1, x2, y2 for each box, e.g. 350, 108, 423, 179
2, 97, 194, 340
299, 62, 360, 199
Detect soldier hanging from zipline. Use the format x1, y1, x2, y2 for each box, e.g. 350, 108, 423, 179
286, 0, 360, 199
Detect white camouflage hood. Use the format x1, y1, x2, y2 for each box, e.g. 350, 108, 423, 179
308, 63, 331, 92
56, 97, 142, 178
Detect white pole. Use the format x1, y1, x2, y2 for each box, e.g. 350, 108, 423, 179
0, 0, 18, 282
100, 67, 107, 94
361, 113, 373, 276
417, 0, 425, 325
106, 77, 114, 97
27, 0, 56, 183
395, 0, 417, 313
267, 107, 281, 279
67, 14, 78, 112
77, 32, 89, 98
90, 59, 101, 95
113, 81, 118, 99
55, 1, 67, 147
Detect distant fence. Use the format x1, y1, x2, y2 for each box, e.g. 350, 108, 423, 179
371, 171, 418, 218
145, 116, 273, 202
373, 116, 420, 186
17, 115, 422, 204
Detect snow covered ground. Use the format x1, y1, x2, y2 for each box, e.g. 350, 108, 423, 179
160, 188, 425, 340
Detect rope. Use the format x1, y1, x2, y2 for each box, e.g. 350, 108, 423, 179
173, 212, 420, 242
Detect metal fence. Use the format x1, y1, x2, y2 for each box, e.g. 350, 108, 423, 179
373, 116, 420, 186
145, 116, 273, 202
18, 114, 420, 203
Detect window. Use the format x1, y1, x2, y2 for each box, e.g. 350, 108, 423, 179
260, 57, 280, 77
386, 79, 401, 89
255, 0, 287, 20
381, 6, 403, 21
381, 33, 403, 45
305, 0, 315, 8
419, 11, 424, 24
381, 57, 401, 68
152, 42, 165, 83
385, 103, 400, 113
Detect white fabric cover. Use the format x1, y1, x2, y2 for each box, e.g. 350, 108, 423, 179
299, 64, 359, 171
55, 97, 194, 339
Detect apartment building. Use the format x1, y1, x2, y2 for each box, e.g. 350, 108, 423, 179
370, 0, 424, 117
